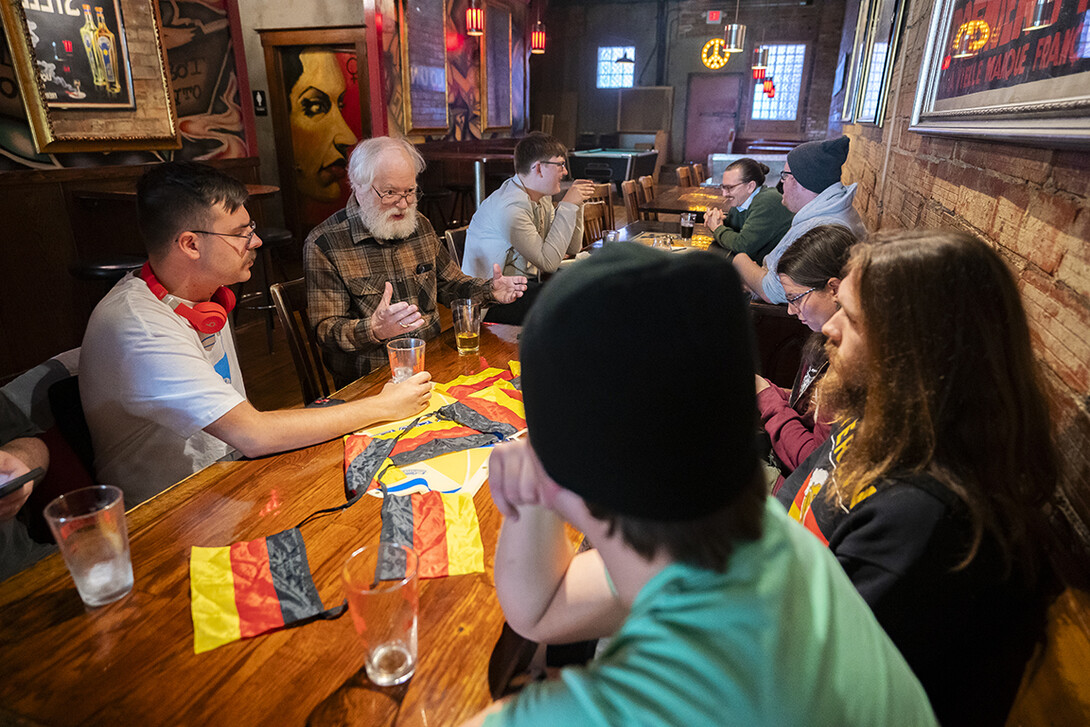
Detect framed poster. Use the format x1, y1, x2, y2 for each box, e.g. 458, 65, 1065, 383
0, 0, 177, 151
910, 0, 1090, 146
842, 0, 906, 125
400, 0, 449, 134
259, 27, 371, 241
481, 1, 511, 131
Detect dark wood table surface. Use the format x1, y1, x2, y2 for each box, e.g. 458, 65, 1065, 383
615, 219, 714, 248
0, 323, 525, 726
639, 184, 724, 221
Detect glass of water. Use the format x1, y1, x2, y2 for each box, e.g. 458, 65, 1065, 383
44, 485, 134, 607
343, 543, 420, 687
386, 338, 426, 383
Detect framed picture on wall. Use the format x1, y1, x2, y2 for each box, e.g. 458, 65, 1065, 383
910, 0, 1090, 146
481, 1, 512, 131
842, 0, 906, 125
0, 0, 178, 151
259, 26, 371, 241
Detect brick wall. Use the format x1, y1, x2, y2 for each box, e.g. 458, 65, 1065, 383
841, 0, 1090, 575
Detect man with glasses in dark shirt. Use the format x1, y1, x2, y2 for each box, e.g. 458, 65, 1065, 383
305, 136, 527, 386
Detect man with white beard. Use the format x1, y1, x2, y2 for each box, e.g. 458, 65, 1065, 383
305, 136, 528, 387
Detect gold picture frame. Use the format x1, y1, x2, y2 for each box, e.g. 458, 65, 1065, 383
480, 0, 512, 132
0, 0, 179, 152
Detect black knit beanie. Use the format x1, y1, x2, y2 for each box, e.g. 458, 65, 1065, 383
786, 136, 850, 194
519, 242, 758, 521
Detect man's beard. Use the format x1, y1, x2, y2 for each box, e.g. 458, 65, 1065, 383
813, 340, 867, 422
360, 199, 418, 240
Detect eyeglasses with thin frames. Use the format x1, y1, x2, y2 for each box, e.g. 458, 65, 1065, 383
720, 181, 747, 193
372, 186, 420, 205
537, 160, 567, 170
191, 220, 259, 252
785, 286, 817, 309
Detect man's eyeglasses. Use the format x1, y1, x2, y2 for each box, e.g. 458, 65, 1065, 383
779, 171, 795, 183
720, 181, 746, 193
372, 186, 420, 204
191, 220, 258, 249
538, 160, 567, 169
785, 286, 816, 308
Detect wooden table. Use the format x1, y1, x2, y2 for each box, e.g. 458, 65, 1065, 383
616, 219, 714, 248
639, 184, 724, 222
0, 323, 523, 726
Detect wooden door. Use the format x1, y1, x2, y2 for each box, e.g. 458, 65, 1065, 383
683, 73, 742, 172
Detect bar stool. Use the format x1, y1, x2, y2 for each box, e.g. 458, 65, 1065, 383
69, 255, 146, 283
236, 226, 294, 352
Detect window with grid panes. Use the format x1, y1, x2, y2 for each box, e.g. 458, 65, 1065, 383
596, 46, 635, 89
751, 44, 806, 121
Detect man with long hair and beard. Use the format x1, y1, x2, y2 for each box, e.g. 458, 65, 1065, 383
777, 229, 1058, 726
305, 136, 528, 387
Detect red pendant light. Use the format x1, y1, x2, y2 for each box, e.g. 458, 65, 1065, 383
531, 20, 546, 54
751, 47, 767, 80
466, 0, 483, 36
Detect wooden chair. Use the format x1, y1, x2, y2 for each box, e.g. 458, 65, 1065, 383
692, 162, 706, 185
585, 183, 615, 231
269, 278, 333, 406
582, 202, 607, 247
638, 175, 657, 221
444, 225, 468, 268
620, 180, 640, 226
676, 166, 693, 188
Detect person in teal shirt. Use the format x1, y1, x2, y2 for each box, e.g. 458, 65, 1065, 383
461, 243, 936, 727
703, 158, 794, 264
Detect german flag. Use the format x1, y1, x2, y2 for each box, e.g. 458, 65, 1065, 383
190, 528, 328, 654
379, 491, 484, 579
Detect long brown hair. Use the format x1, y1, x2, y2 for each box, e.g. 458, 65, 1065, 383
828, 230, 1057, 575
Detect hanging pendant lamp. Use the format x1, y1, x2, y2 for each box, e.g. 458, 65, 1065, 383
724, 0, 746, 53
466, 0, 484, 36
751, 47, 767, 80
531, 20, 546, 54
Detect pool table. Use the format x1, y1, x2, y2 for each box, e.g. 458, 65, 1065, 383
568, 148, 659, 189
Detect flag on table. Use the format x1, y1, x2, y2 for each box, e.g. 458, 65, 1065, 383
435, 366, 518, 399
379, 491, 485, 579
344, 381, 526, 497
190, 528, 330, 654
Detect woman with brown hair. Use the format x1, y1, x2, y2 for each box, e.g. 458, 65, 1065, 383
757, 224, 856, 485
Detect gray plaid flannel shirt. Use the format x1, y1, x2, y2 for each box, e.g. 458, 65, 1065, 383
304, 196, 494, 386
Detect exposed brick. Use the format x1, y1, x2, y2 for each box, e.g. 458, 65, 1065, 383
1052, 150, 1090, 198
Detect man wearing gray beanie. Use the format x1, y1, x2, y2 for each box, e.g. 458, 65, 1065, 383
461, 243, 936, 726
733, 135, 867, 304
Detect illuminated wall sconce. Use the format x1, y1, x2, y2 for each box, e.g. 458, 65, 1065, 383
951, 19, 990, 58
466, 0, 484, 36
531, 20, 546, 54
1023, 0, 1055, 31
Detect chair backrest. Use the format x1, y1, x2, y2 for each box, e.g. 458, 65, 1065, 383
444, 225, 468, 268
586, 183, 615, 231
637, 175, 657, 221
582, 202, 607, 247
269, 278, 332, 406
620, 180, 640, 226
692, 162, 706, 185
676, 165, 693, 188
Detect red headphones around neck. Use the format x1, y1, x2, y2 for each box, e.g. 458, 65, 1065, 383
139, 262, 236, 334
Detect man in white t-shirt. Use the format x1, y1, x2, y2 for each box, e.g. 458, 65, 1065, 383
80, 162, 432, 506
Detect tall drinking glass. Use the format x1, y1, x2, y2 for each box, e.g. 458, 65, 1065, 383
451, 299, 482, 355
343, 543, 420, 686
387, 338, 426, 383
44, 485, 134, 607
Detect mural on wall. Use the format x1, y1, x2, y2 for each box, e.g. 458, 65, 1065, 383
0, 0, 249, 170
283, 46, 363, 235
382, 0, 525, 140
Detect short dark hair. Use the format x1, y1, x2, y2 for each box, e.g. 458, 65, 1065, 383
514, 132, 567, 175
585, 468, 766, 572
777, 225, 856, 288
137, 161, 249, 256
725, 157, 769, 187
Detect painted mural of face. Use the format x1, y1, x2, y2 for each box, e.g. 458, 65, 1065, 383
288, 49, 357, 203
